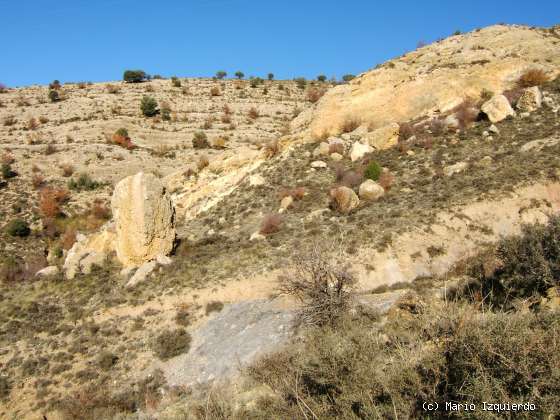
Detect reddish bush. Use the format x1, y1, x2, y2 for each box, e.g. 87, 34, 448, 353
248, 107, 259, 120
1, 152, 15, 165
453, 99, 478, 129
306, 87, 326, 103
263, 139, 280, 158
398, 122, 415, 142
91, 200, 111, 220
112, 129, 135, 150
517, 69, 548, 88
31, 174, 45, 189
60, 164, 75, 177
328, 142, 345, 155
61, 228, 77, 250
378, 171, 394, 191
279, 187, 306, 201
340, 117, 361, 134
260, 213, 283, 235
39, 187, 69, 219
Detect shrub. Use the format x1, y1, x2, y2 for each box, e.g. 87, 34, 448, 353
91, 200, 111, 220
140, 96, 158, 117
3, 115, 16, 126
0, 83, 7, 93
250, 77, 264, 88
342, 74, 355, 82
197, 154, 209, 171
27, 117, 38, 130
306, 87, 325, 103
68, 173, 100, 191
294, 77, 306, 89
31, 173, 45, 189
263, 139, 280, 158
210, 86, 221, 97
235, 71, 244, 79
39, 187, 69, 219
6, 219, 30, 237
280, 187, 306, 201
429, 118, 446, 136
49, 80, 61, 90
1, 152, 14, 165
60, 163, 75, 177
260, 213, 283, 235
48, 89, 60, 102
278, 245, 356, 326
1, 163, 16, 179
339, 117, 361, 134
453, 98, 478, 129
192, 131, 209, 149
152, 329, 191, 360
338, 170, 363, 188
205, 301, 224, 315
0, 376, 10, 400
44, 144, 58, 155
171, 76, 181, 87
517, 68, 548, 88
267, 73, 274, 81
364, 161, 382, 181
160, 102, 171, 121
123, 70, 147, 83
378, 170, 394, 191
112, 128, 135, 150
248, 107, 259, 119
215, 71, 227, 80
106, 84, 120, 94
317, 74, 327, 82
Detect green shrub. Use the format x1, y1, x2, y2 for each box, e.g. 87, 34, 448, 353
192, 131, 209, 149
267, 73, 274, 81
317, 74, 327, 82
342, 74, 355, 82
115, 128, 129, 138
140, 96, 158, 117
48, 89, 60, 102
294, 77, 306, 89
123, 70, 147, 83
6, 219, 30, 237
1, 163, 16, 179
250, 77, 264, 88
215, 71, 227, 80
205, 301, 224, 315
152, 328, 191, 360
68, 173, 100, 191
364, 161, 382, 181
235, 71, 244, 79
171, 76, 181, 87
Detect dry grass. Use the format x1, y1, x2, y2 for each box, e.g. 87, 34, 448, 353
248, 107, 259, 120
378, 170, 394, 191
339, 117, 361, 134
197, 154, 209, 171
263, 138, 280, 158
306, 87, 326, 103
39, 187, 69, 219
517, 68, 548, 88
60, 163, 75, 177
210, 86, 221, 97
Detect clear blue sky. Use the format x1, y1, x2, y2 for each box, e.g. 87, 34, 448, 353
1, 0, 559, 87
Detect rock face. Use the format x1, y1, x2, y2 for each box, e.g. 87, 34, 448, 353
481, 95, 516, 123
359, 180, 385, 201
63, 227, 116, 279
517, 86, 542, 112
330, 186, 360, 214
111, 172, 175, 267
291, 25, 559, 137
363, 123, 400, 150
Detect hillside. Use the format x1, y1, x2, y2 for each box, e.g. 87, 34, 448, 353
1, 24, 560, 419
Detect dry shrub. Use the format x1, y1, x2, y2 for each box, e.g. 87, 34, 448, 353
503, 88, 524, 107
263, 139, 280, 158
223, 104, 231, 115
453, 98, 479, 129
44, 144, 58, 155
339, 117, 361, 134
27, 117, 39, 130
211, 136, 227, 149
429, 118, 446, 136
61, 228, 77, 250
517, 68, 548, 88
3, 115, 16, 126
39, 116, 49, 124
1, 152, 15, 165
112, 130, 135, 150
39, 187, 69, 219
398, 122, 415, 141
328, 142, 344, 155
220, 114, 231, 124
197, 154, 209, 171
378, 170, 394, 191
60, 163, 75, 177
202, 117, 213, 129
91, 200, 111, 220
337, 169, 363, 189
306, 87, 326, 103
31, 174, 45, 189
1, 255, 47, 283
259, 213, 283, 235
278, 245, 356, 326
279, 187, 306, 201
248, 107, 259, 120
210, 86, 221, 97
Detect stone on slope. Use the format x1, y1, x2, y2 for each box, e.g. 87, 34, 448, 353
359, 179, 385, 201
350, 142, 373, 162
362, 123, 400, 150
126, 260, 157, 288
111, 172, 175, 267
35, 266, 59, 278
516, 86, 542, 112
481, 95, 515, 123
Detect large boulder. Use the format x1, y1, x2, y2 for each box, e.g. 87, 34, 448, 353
111, 172, 175, 267
481, 95, 515, 123
516, 86, 542, 112
350, 142, 373, 162
362, 123, 400, 150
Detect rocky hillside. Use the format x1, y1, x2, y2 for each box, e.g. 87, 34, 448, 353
0, 24, 560, 419
293, 24, 560, 136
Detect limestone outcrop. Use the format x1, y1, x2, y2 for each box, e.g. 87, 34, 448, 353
111, 172, 175, 267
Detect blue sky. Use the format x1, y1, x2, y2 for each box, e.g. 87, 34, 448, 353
1, 0, 559, 87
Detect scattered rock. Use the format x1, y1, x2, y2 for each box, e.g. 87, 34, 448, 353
313, 142, 330, 156
350, 142, 373, 162
156, 255, 173, 266
330, 186, 359, 214
80, 252, 106, 274
330, 152, 343, 161
280, 196, 294, 211
481, 95, 515, 123
248, 174, 265, 186
35, 266, 59, 278
111, 172, 176, 267
363, 122, 399, 150
250, 231, 266, 241
359, 179, 385, 201
517, 86, 542, 112
126, 260, 157, 288
311, 160, 327, 169
488, 124, 500, 134
444, 114, 460, 130
443, 161, 468, 176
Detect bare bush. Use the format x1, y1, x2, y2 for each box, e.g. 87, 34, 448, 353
517, 69, 548, 88
339, 117, 361, 134
259, 213, 283, 235
278, 245, 356, 326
